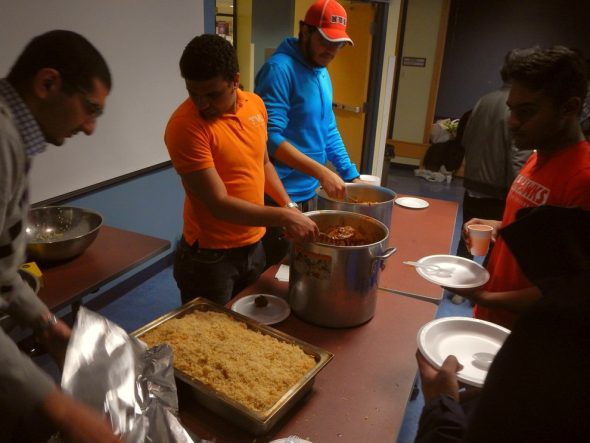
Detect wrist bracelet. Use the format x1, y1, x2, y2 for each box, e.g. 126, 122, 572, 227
35, 314, 58, 334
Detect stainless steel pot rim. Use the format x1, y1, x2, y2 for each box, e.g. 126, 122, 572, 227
303, 209, 387, 222
302, 209, 389, 247
304, 209, 389, 226
316, 183, 396, 203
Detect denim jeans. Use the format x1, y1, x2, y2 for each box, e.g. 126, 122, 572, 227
173, 237, 266, 305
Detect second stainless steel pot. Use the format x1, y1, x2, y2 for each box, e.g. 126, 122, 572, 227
316, 183, 396, 228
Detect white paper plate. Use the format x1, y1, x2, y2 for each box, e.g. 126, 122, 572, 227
395, 196, 429, 209
417, 317, 510, 387
359, 174, 381, 185
231, 294, 290, 325
414, 254, 490, 289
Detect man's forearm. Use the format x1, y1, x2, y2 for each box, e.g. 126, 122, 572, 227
478, 286, 542, 312
208, 195, 291, 228
415, 395, 467, 443
263, 159, 292, 207
0, 329, 56, 418
274, 140, 327, 179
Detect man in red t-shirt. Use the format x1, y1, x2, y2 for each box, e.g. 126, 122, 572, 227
165, 35, 318, 305
452, 46, 590, 329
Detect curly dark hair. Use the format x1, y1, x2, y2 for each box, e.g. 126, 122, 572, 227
7, 30, 111, 93
506, 46, 588, 106
179, 34, 238, 83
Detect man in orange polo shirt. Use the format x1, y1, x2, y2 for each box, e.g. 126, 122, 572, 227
165, 34, 318, 305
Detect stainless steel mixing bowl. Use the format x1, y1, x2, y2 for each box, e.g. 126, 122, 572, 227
25, 206, 103, 262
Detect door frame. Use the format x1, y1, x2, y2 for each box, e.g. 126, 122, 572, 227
360, 0, 390, 173
387, 0, 452, 164
214, 0, 397, 175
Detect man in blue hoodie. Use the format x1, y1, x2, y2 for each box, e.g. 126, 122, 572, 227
255, 0, 360, 265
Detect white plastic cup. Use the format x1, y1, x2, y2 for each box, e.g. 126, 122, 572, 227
468, 224, 493, 256
359, 174, 381, 186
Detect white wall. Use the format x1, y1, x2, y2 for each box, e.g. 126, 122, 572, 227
393, 0, 445, 144
0, 0, 204, 203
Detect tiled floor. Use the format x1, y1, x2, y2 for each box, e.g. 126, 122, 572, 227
38, 163, 473, 443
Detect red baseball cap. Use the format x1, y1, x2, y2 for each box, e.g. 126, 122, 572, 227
304, 0, 353, 46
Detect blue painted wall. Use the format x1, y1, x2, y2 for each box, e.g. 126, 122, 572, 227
53, 165, 184, 309
436, 0, 590, 119
62, 165, 183, 247
252, 0, 295, 76
203, 0, 216, 34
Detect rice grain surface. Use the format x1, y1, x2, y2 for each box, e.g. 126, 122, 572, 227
140, 310, 315, 412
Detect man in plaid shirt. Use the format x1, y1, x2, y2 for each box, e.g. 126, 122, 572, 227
0, 30, 122, 442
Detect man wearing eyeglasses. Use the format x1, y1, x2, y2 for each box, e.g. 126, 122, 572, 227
255, 0, 361, 267
0, 31, 121, 442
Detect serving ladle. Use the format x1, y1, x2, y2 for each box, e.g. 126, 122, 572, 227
319, 226, 355, 241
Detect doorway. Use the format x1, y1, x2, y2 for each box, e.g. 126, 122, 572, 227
236, 0, 390, 174
329, 1, 376, 170
215, 0, 236, 44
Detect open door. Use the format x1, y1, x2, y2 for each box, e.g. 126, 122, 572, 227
328, 1, 376, 169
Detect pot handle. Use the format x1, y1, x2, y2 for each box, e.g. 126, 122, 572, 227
374, 247, 397, 261
371, 247, 397, 272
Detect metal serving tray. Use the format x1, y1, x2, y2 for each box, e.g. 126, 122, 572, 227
132, 297, 333, 435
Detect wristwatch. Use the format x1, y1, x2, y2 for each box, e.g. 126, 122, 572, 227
33, 313, 58, 334
285, 201, 298, 209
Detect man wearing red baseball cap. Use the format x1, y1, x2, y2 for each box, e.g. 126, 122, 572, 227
255, 0, 360, 267
304, 0, 353, 46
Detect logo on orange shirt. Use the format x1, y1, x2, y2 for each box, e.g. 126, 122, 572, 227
248, 114, 264, 128
510, 175, 550, 206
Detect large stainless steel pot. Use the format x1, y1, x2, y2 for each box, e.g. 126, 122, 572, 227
316, 183, 396, 228
289, 210, 396, 327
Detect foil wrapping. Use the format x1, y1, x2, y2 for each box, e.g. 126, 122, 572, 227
52, 307, 209, 443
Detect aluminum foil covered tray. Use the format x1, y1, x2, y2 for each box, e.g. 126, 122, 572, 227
132, 297, 333, 435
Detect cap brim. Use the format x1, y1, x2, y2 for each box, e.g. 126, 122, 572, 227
317, 28, 354, 46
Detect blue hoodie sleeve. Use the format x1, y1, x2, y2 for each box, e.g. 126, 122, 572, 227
324, 107, 360, 181
254, 62, 291, 156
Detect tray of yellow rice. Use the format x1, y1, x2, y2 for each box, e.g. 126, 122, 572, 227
132, 297, 332, 435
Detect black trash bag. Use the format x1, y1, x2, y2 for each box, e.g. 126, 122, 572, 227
423, 139, 465, 172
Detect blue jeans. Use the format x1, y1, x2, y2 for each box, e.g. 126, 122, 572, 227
173, 237, 266, 305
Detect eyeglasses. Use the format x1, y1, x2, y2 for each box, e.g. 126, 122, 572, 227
77, 87, 104, 119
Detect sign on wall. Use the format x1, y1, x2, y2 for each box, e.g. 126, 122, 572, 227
402, 56, 427, 67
